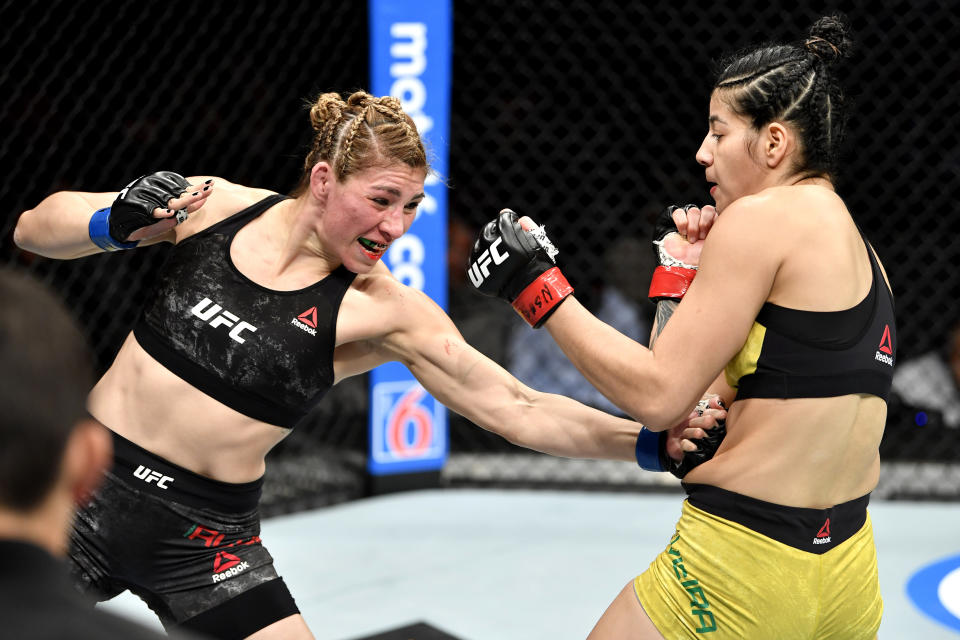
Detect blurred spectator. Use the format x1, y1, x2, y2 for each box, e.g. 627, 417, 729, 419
507, 236, 654, 415
891, 320, 960, 428
0, 269, 204, 639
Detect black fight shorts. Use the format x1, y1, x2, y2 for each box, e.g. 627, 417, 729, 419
68, 431, 299, 639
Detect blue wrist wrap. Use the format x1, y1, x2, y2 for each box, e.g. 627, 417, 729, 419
635, 427, 665, 472
89, 207, 139, 251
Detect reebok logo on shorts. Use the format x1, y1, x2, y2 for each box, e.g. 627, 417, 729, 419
291, 306, 318, 336
186, 524, 261, 582
812, 517, 831, 545
875, 325, 894, 366
212, 551, 250, 583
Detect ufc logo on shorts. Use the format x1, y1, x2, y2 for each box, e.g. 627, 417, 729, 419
133, 465, 174, 489
191, 297, 258, 344
468, 237, 509, 287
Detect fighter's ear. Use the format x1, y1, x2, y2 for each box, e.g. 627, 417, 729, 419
763, 121, 792, 169
63, 418, 112, 506
309, 162, 333, 201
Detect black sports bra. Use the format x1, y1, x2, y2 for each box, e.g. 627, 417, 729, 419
133, 195, 357, 428
724, 233, 896, 400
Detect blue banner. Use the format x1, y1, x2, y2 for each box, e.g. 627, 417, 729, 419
368, 0, 451, 476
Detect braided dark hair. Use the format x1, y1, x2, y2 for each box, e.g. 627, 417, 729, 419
714, 15, 853, 180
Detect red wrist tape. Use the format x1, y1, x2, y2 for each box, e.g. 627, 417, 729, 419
512, 267, 573, 328
648, 265, 697, 300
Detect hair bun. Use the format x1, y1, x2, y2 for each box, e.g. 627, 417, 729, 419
804, 15, 853, 64
346, 91, 404, 117
346, 91, 376, 109
309, 93, 346, 132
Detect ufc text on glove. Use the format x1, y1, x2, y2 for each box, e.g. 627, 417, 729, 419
467, 209, 573, 328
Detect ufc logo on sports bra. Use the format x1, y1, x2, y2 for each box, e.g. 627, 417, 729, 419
468, 237, 509, 287
191, 297, 258, 344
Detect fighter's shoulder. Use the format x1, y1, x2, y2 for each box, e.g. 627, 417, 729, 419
175, 177, 280, 240
340, 263, 442, 345
718, 189, 784, 225
185, 176, 279, 220
700, 190, 796, 271
713, 186, 833, 242
349, 263, 418, 303
348, 264, 442, 321
703, 194, 770, 250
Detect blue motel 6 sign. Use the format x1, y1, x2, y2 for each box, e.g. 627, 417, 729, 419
368, 0, 452, 476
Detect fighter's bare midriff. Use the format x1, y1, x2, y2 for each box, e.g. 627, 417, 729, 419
88, 332, 292, 483
683, 394, 886, 508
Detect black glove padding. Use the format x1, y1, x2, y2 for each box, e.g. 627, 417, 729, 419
109, 171, 191, 241
468, 208, 556, 302
668, 399, 727, 479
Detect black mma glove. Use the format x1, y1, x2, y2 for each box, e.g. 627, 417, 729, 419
467, 208, 573, 328
635, 397, 727, 478
648, 204, 699, 302
668, 397, 727, 479
88, 171, 190, 251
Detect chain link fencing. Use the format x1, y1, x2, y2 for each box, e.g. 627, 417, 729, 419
1, 0, 956, 512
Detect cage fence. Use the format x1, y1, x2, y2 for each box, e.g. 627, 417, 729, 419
1, 0, 956, 514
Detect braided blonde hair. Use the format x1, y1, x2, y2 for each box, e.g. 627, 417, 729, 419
295, 90, 428, 194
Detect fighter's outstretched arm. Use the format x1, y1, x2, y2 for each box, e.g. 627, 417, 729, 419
336, 272, 724, 464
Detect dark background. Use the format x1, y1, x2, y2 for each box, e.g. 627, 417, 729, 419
1, 0, 956, 509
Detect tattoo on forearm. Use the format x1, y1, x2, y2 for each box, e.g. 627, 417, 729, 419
650, 299, 679, 348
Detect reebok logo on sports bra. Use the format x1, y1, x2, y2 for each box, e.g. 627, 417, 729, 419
875, 324, 894, 366
291, 307, 318, 336
191, 296, 258, 344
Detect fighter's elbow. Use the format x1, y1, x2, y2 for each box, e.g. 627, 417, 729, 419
626, 390, 691, 432
500, 420, 554, 456
500, 427, 527, 449
492, 388, 541, 450
13, 209, 38, 252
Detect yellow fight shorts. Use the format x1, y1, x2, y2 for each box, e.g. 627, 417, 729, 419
634, 483, 882, 639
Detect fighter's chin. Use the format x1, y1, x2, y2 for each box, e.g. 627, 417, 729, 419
709, 187, 726, 213
341, 258, 377, 275
708, 184, 720, 205
340, 245, 386, 274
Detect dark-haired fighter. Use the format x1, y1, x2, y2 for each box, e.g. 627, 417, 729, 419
471, 15, 892, 639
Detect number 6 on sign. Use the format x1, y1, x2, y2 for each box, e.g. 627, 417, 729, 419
370, 378, 447, 473
387, 386, 432, 456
